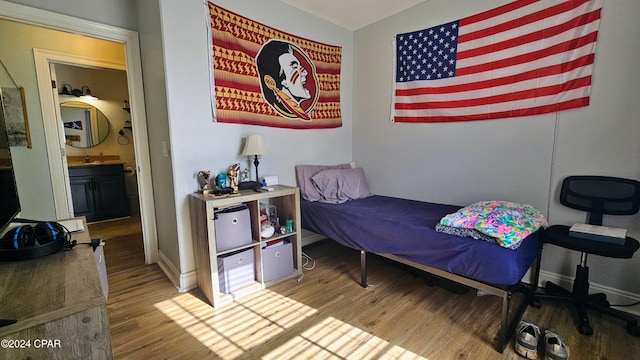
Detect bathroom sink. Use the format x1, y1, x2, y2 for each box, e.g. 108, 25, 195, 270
66, 155, 124, 166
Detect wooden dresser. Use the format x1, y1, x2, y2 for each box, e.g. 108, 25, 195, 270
0, 220, 112, 359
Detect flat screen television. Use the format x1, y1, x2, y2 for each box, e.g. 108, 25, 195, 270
0, 98, 21, 235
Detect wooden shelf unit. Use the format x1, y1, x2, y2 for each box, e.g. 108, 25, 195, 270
188, 185, 302, 307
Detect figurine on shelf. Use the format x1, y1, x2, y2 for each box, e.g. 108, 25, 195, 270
216, 173, 227, 188
227, 163, 240, 193
197, 170, 211, 194
240, 168, 250, 182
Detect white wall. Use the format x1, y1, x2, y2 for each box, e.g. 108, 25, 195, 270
544, 0, 640, 294
157, 0, 353, 283
353, 0, 640, 296
134, 0, 179, 280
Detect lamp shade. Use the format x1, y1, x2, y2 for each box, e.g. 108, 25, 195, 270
240, 134, 268, 156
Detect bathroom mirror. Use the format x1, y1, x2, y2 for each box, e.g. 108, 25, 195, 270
60, 101, 110, 148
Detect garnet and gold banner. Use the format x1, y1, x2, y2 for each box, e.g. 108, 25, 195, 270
208, 3, 342, 129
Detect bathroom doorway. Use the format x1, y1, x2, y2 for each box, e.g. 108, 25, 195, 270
35, 48, 155, 265
55, 64, 140, 219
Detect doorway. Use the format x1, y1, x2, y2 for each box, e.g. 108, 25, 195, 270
55, 64, 140, 218
34, 46, 157, 265
53, 63, 145, 270
0, 2, 159, 264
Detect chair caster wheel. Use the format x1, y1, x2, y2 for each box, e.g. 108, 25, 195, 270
590, 293, 610, 307
579, 323, 593, 336
627, 323, 640, 336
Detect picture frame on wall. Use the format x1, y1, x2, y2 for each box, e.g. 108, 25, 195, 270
0, 92, 7, 149
1, 87, 32, 148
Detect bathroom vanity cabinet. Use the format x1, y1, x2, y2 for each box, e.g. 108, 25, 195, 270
68, 163, 130, 222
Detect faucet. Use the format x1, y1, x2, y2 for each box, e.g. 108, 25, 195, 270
84, 154, 91, 163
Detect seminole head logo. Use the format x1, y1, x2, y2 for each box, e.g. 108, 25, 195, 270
256, 40, 319, 121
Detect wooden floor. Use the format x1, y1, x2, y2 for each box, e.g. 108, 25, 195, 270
88, 215, 145, 275
95, 219, 640, 359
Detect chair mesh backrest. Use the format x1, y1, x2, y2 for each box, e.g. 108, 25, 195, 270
560, 176, 640, 225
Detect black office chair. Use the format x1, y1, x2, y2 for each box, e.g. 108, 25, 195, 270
538, 175, 640, 336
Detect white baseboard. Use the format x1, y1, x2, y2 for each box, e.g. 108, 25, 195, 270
301, 228, 327, 247
157, 250, 198, 293
537, 269, 640, 317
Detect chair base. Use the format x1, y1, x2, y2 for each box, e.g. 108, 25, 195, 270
536, 264, 640, 337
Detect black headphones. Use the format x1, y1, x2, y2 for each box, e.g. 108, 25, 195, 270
0, 221, 76, 261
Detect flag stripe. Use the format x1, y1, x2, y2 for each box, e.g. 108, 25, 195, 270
396, 54, 594, 98
458, 0, 591, 42
457, 31, 598, 76
458, 8, 600, 60
392, 0, 602, 123
396, 76, 591, 109
459, 0, 539, 26
395, 88, 590, 117
393, 98, 590, 123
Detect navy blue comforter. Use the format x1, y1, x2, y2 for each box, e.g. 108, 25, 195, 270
301, 195, 541, 286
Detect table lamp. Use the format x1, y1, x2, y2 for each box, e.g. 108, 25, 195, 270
240, 134, 268, 188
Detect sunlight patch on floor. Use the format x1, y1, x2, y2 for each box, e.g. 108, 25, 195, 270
155, 289, 317, 359
264, 316, 429, 360
155, 290, 428, 359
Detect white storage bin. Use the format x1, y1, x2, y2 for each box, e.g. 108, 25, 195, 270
262, 242, 294, 282
215, 204, 253, 252
218, 248, 255, 293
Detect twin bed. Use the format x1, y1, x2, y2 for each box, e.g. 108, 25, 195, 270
296, 164, 545, 353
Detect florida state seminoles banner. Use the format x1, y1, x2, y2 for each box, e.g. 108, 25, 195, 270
208, 3, 342, 129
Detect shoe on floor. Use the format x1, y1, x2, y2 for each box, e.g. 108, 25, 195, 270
544, 329, 569, 360
515, 320, 540, 359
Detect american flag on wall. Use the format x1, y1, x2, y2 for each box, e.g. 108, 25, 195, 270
208, 3, 342, 129
392, 0, 603, 123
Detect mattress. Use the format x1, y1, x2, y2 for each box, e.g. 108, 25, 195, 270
301, 195, 542, 286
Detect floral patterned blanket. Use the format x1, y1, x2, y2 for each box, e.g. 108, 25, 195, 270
438, 201, 547, 249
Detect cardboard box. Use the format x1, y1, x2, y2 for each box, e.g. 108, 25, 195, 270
569, 223, 627, 245
262, 175, 279, 186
